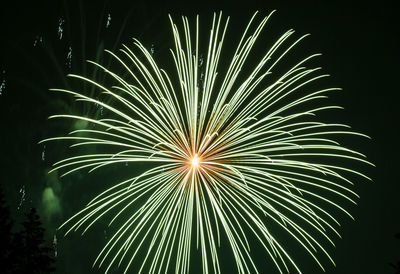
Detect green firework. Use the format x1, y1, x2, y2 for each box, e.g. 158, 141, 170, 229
41, 11, 372, 274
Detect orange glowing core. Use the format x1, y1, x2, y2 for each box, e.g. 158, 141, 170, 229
191, 154, 200, 168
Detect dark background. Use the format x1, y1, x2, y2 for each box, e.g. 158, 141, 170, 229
0, 0, 398, 273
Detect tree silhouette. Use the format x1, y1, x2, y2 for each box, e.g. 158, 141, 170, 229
0, 187, 14, 269
10, 208, 55, 273
389, 233, 400, 274
0, 186, 55, 273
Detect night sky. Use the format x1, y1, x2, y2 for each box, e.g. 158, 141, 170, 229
0, 1, 398, 273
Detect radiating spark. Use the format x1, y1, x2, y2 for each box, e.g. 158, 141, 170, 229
199, 54, 204, 67
150, 44, 155, 56
42, 11, 372, 274
58, 18, 65, 40
17, 185, 26, 210
42, 144, 46, 161
106, 13, 111, 28
53, 234, 58, 257
33, 35, 43, 47
66, 46, 72, 68
0, 70, 5, 95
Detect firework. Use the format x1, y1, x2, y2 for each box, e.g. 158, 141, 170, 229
41, 11, 371, 274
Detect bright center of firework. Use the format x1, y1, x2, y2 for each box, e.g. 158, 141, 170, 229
191, 154, 200, 168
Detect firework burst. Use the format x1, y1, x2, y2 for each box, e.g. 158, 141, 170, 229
41, 11, 372, 274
